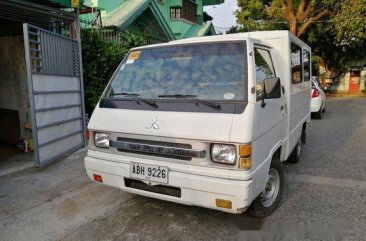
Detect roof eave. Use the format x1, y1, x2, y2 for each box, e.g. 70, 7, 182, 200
202, 0, 225, 6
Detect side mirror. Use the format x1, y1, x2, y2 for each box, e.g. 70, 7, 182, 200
264, 77, 281, 99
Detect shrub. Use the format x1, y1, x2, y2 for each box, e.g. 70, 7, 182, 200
81, 29, 125, 115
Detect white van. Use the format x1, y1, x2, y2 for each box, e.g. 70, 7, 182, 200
85, 31, 311, 217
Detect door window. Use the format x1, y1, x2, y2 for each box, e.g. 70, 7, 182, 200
254, 48, 275, 100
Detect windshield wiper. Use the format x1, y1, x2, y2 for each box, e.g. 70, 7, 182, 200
109, 92, 158, 108
158, 94, 221, 110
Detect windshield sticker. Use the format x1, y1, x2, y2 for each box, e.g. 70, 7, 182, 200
128, 51, 141, 61
126, 59, 134, 64
224, 93, 235, 100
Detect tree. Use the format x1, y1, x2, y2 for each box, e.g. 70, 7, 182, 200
304, 0, 366, 72
236, 0, 335, 36
234, 0, 366, 73
235, 0, 287, 32
331, 0, 366, 47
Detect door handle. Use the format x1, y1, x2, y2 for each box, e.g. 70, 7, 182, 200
280, 105, 284, 111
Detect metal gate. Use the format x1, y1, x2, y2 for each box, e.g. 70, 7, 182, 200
23, 24, 86, 167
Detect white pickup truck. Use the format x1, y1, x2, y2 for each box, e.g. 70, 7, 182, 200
85, 31, 312, 217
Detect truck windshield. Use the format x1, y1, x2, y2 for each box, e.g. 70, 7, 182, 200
105, 42, 247, 101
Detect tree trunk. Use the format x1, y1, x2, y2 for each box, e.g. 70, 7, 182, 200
280, 0, 331, 37
289, 21, 298, 36
319, 57, 327, 87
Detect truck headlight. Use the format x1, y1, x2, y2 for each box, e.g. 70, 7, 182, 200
94, 133, 109, 148
211, 144, 236, 164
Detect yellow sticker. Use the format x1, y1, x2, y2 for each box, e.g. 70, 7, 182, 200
128, 51, 141, 61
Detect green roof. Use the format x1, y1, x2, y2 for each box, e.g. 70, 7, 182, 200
102, 0, 176, 40
46, 0, 84, 8
203, 0, 225, 6
183, 21, 216, 38
102, 0, 149, 28
99, 0, 219, 40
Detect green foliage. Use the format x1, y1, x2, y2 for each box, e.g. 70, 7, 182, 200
235, 0, 287, 31
232, 0, 366, 73
235, 0, 336, 35
331, 0, 366, 47
81, 29, 144, 115
121, 31, 144, 49
305, 0, 366, 72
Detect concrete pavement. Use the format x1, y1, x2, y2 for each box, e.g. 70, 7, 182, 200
1, 97, 365, 241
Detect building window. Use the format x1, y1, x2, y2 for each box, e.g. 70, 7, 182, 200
170, 8, 181, 19
170, 1, 197, 23
291, 43, 302, 84
182, 0, 197, 23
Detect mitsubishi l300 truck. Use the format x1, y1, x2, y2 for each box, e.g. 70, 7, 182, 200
85, 31, 311, 217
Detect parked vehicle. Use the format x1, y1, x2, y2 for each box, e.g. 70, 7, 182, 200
311, 76, 326, 119
84, 31, 312, 217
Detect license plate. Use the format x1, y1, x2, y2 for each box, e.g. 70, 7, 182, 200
130, 162, 168, 184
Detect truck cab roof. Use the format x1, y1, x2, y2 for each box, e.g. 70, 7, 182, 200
131, 30, 308, 51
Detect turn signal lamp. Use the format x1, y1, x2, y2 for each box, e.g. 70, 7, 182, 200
86, 129, 91, 140
239, 158, 251, 170
216, 199, 232, 209
93, 174, 103, 183
239, 145, 252, 170
239, 145, 252, 157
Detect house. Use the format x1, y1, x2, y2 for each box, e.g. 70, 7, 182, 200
328, 60, 366, 93
0, 0, 87, 168
81, 0, 224, 43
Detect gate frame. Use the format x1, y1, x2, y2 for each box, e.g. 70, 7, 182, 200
23, 17, 86, 167
23, 24, 41, 164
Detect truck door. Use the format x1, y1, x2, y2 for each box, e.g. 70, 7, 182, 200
253, 46, 286, 158
23, 24, 86, 167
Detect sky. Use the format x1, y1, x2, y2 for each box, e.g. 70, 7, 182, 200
203, 0, 239, 33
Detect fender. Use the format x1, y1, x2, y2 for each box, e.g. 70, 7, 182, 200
251, 140, 283, 203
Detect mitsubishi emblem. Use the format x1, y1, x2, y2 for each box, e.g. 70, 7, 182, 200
146, 117, 159, 130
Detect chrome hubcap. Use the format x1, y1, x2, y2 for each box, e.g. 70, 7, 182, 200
260, 168, 280, 207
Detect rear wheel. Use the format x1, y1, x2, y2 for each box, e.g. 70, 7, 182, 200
287, 136, 302, 163
250, 157, 284, 218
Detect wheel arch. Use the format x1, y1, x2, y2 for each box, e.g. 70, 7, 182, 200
301, 122, 307, 144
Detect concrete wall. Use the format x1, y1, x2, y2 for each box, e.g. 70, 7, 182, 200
0, 20, 29, 139
330, 69, 366, 93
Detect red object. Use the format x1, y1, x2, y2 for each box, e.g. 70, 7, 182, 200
312, 89, 319, 98
349, 70, 361, 93
93, 174, 103, 183
86, 129, 91, 140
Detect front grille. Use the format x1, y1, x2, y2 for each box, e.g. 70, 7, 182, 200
110, 137, 206, 161
124, 178, 181, 198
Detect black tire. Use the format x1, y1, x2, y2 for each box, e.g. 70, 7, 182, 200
313, 104, 323, 119
287, 136, 302, 163
249, 157, 284, 218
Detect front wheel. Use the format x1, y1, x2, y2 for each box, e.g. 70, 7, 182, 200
249, 157, 284, 218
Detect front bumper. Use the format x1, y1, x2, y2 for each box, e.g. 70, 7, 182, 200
84, 151, 254, 214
